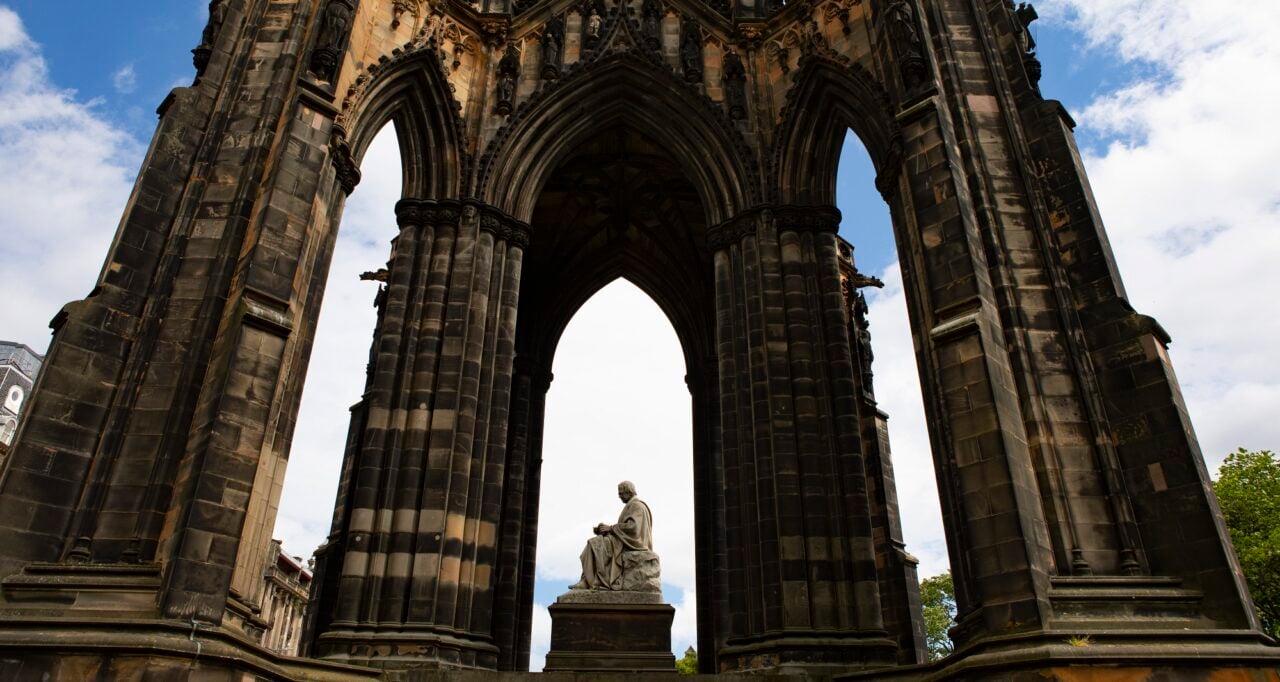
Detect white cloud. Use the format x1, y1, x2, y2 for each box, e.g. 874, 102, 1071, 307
0, 7, 30, 51
112, 63, 137, 94
0, 7, 140, 352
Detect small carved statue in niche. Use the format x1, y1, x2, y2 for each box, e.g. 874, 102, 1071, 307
640, 0, 663, 49
586, 8, 603, 45
541, 15, 564, 79
193, 0, 228, 74
201, 0, 228, 47
679, 18, 703, 83
311, 0, 354, 82
883, 0, 927, 90
721, 50, 747, 120
853, 291, 875, 395
1012, 2, 1042, 91
494, 44, 520, 115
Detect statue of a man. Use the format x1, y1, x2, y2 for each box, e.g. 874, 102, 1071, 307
570, 481, 661, 592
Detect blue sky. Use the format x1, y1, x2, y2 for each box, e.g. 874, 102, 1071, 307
2, 0, 1278, 672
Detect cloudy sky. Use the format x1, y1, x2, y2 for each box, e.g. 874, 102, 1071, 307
1, 0, 1277, 671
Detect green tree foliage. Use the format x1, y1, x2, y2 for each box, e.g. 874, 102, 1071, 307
1213, 448, 1280, 638
920, 571, 956, 660
675, 646, 698, 675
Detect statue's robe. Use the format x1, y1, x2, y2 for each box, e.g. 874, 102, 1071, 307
574, 497, 658, 591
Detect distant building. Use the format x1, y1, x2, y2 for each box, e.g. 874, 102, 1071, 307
0, 341, 43, 451
260, 539, 313, 657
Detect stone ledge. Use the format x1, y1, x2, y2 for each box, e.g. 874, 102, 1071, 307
554, 590, 663, 605
0, 615, 381, 681
836, 629, 1280, 681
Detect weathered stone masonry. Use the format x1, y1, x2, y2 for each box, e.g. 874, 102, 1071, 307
0, 0, 1275, 679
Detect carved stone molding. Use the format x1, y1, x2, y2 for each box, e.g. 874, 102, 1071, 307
394, 198, 532, 248
706, 210, 759, 251
773, 204, 841, 234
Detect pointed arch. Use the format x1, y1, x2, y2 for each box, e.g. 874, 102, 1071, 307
476, 52, 759, 223
338, 44, 468, 199
773, 57, 903, 205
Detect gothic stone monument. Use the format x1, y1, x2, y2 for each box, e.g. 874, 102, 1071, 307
0, 0, 1277, 679
543, 481, 676, 672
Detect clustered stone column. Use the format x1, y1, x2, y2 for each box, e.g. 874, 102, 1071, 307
709, 205, 898, 671
308, 198, 528, 669
491, 356, 551, 671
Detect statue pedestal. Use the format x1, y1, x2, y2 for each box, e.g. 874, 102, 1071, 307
543, 590, 676, 673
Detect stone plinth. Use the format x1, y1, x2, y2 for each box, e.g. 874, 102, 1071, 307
543, 590, 676, 673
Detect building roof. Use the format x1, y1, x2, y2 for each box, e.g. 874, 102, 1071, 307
0, 341, 44, 379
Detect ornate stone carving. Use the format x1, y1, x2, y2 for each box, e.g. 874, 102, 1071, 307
392, 0, 425, 30
1011, 1, 1042, 92
311, 0, 355, 83
329, 132, 362, 194
722, 50, 747, 120
773, 204, 842, 234
679, 18, 703, 83
640, 0, 663, 50
735, 23, 765, 51
582, 0, 605, 48
570, 482, 661, 593
478, 15, 511, 47
494, 44, 520, 115
192, 0, 228, 74
541, 15, 565, 79
707, 210, 759, 251
883, 0, 927, 91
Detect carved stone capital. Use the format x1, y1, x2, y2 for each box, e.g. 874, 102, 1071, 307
772, 204, 842, 234
475, 202, 532, 248
707, 209, 761, 251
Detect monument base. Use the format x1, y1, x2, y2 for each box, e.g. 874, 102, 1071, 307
543, 590, 676, 673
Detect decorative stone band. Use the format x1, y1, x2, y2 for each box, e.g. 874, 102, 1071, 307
707, 204, 843, 251
394, 198, 533, 248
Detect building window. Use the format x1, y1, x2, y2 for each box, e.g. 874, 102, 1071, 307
3, 386, 21, 414
0, 417, 15, 446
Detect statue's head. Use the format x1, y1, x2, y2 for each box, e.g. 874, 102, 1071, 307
617, 480, 636, 502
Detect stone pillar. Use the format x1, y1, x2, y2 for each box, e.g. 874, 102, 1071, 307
312, 199, 528, 670
492, 355, 551, 671
836, 240, 927, 665
709, 205, 897, 672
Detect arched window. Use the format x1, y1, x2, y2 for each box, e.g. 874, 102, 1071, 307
0, 417, 16, 445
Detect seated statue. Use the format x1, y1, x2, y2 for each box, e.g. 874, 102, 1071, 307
570, 481, 662, 592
